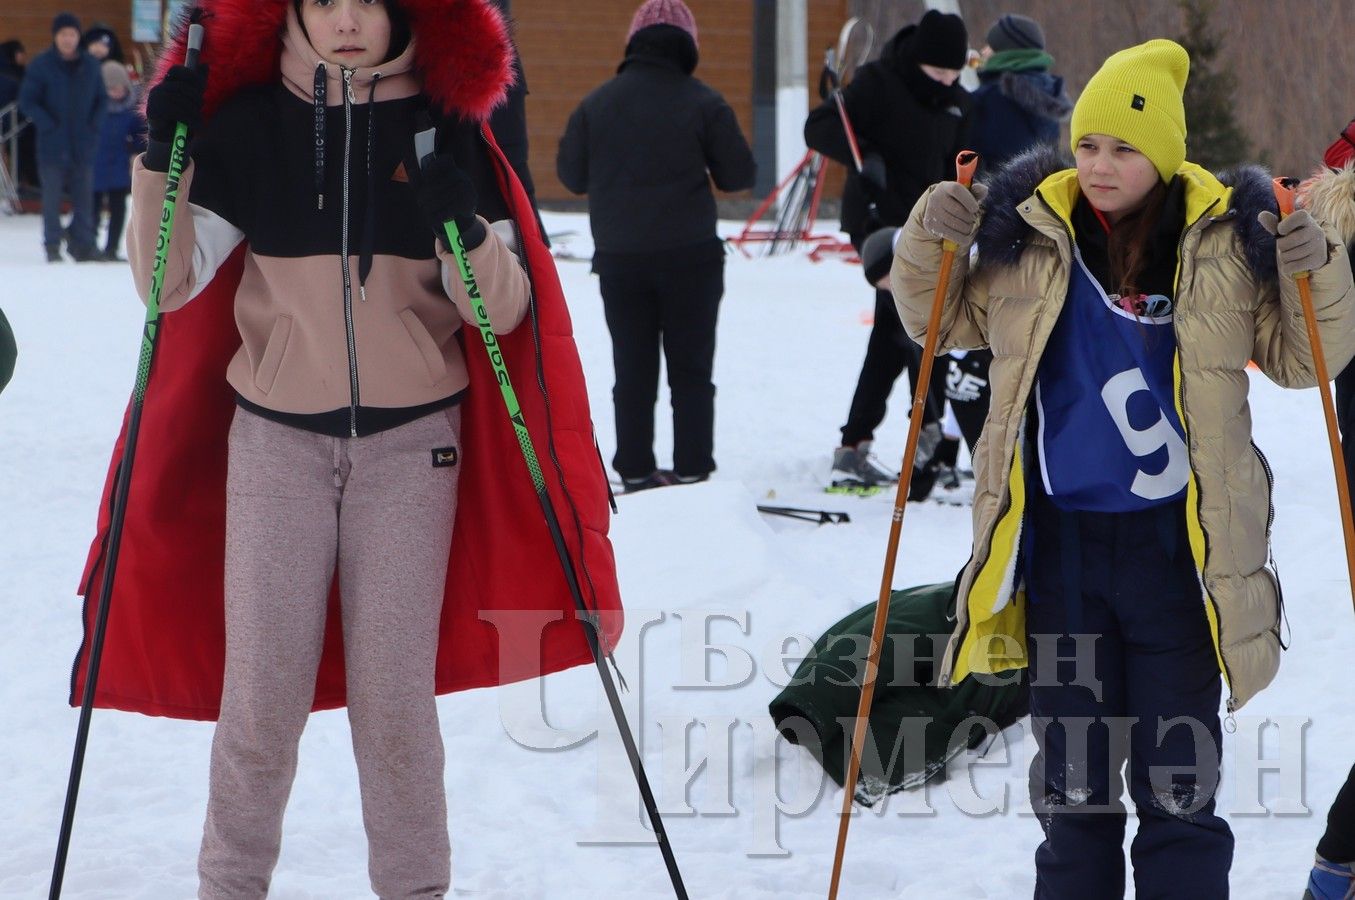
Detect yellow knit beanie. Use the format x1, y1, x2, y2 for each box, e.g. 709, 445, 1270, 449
1070, 39, 1190, 182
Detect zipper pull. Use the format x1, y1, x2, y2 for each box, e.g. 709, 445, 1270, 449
343, 67, 355, 105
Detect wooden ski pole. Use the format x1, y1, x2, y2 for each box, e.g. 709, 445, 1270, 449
1272, 177, 1355, 610
827, 151, 979, 899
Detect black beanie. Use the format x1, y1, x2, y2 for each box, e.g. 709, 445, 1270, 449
860, 227, 900, 287
911, 10, 968, 69
51, 12, 81, 35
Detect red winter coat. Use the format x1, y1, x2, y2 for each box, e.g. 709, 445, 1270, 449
72, 0, 623, 721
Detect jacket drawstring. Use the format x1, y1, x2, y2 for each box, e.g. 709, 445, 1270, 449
313, 64, 327, 210
358, 74, 380, 302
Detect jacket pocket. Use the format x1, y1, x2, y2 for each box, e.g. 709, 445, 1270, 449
253, 314, 292, 394
399, 308, 448, 385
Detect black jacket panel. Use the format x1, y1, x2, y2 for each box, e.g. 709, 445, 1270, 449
189, 84, 506, 261
556, 54, 754, 254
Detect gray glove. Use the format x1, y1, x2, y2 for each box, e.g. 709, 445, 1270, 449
922, 181, 989, 245
1258, 209, 1330, 278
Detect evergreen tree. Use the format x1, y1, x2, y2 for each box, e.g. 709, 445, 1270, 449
1177, 0, 1251, 170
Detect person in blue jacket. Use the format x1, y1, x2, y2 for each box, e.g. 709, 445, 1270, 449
970, 14, 1072, 175
92, 60, 145, 261
17, 13, 106, 262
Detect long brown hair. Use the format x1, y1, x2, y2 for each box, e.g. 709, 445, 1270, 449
1106, 180, 1170, 299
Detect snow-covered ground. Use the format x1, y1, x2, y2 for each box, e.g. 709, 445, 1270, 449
1, 209, 1350, 898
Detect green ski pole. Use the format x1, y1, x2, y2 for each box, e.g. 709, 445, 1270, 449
50, 21, 205, 900
416, 125, 688, 899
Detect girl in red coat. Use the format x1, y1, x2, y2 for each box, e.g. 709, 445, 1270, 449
77, 0, 623, 895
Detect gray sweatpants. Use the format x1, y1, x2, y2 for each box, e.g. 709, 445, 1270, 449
199, 406, 461, 899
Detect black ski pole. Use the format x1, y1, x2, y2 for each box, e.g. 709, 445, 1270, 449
48, 22, 205, 900
416, 126, 689, 900
756, 505, 850, 525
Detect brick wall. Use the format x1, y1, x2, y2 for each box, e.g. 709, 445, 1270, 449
0, 1, 861, 205
515, 0, 849, 203
0, 1, 133, 69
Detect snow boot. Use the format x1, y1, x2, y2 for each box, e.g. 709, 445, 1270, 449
622, 470, 681, 493
905, 423, 946, 501
829, 441, 898, 494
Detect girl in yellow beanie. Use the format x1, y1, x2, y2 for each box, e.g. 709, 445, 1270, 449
891, 38, 1355, 898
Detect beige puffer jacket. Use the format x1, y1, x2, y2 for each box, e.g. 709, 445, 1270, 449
891, 147, 1355, 712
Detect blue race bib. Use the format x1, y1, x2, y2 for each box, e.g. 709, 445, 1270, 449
1033, 253, 1189, 512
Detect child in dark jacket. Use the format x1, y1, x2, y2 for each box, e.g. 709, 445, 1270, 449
93, 59, 145, 260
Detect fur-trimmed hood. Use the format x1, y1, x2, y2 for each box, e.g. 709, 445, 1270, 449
983, 70, 1072, 123
975, 143, 1281, 283
1300, 164, 1355, 249
148, 0, 513, 121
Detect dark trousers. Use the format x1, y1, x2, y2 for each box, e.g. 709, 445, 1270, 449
1336, 361, 1355, 491
840, 289, 945, 447
1319, 763, 1355, 863
1024, 489, 1232, 899
38, 161, 95, 253
1323, 360, 1355, 864
96, 188, 129, 255
945, 349, 992, 453
597, 257, 723, 480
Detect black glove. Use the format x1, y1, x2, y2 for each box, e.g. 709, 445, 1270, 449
860, 153, 887, 194
144, 64, 208, 171
417, 153, 485, 252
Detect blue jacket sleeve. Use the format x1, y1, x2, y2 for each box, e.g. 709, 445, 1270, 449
17, 61, 57, 132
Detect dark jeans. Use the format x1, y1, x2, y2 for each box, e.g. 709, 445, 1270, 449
38, 161, 95, 254
96, 188, 129, 255
597, 256, 723, 480
840, 289, 945, 447
1024, 489, 1233, 899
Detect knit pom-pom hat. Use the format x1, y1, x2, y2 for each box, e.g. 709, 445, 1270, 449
627, 0, 698, 47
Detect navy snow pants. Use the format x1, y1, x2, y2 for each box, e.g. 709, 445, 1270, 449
1023, 488, 1233, 899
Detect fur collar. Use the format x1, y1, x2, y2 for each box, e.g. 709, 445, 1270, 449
997, 71, 1072, 123
1300, 164, 1355, 249
148, 0, 513, 122
975, 143, 1281, 283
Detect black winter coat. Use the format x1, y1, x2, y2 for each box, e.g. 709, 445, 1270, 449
804, 30, 971, 248
556, 39, 755, 258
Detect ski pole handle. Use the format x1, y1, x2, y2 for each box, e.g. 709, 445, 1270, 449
1273, 176, 1297, 216
1272, 176, 1310, 281
940, 150, 980, 253
956, 150, 978, 188
183, 21, 204, 70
